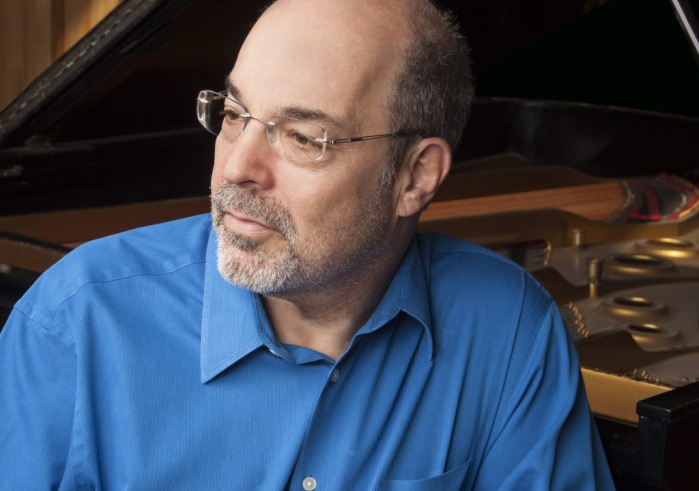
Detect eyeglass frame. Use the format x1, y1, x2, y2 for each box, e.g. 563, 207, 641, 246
197, 90, 416, 162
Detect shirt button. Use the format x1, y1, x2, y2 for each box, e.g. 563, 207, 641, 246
302, 476, 317, 490
330, 368, 340, 383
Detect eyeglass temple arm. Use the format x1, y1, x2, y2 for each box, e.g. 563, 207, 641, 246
326, 130, 414, 145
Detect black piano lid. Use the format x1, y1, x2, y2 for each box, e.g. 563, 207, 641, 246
0, 0, 261, 215
0, 0, 698, 216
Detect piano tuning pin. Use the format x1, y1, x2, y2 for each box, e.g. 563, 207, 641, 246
570, 228, 586, 249
587, 257, 603, 298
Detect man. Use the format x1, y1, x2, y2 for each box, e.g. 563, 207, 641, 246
0, 0, 614, 489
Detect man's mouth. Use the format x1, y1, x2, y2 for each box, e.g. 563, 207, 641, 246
211, 184, 294, 240
223, 209, 277, 235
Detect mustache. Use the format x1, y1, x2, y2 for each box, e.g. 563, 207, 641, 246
211, 184, 295, 238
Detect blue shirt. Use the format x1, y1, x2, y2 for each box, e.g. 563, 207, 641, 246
0, 214, 614, 490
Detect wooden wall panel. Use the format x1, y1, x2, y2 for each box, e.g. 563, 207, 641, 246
0, 0, 123, 111
0, 0, 53, 111
59, 0, 123, 54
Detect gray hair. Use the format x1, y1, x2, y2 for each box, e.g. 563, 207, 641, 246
386, 0, 474, 164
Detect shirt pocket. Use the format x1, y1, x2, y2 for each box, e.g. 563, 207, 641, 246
376, 459, 474, 491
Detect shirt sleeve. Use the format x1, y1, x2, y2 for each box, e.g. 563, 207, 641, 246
0, 306, 78, 490
473, 290, 615, 490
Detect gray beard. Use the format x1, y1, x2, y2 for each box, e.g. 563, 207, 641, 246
211, 172, 395, 296
211, 186, 302, 294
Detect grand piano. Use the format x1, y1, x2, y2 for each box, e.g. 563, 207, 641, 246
1, 0, 699, 488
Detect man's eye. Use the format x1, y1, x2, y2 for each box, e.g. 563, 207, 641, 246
290, 131, 312, 146
281, 128, 321, 148
222, 108, 243, 121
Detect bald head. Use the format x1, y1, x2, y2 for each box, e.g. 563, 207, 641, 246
230, 0, 472, 150
232, 0, 412, 134
260, 0, 410, 42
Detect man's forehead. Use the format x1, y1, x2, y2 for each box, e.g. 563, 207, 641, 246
230, 0, 408, 131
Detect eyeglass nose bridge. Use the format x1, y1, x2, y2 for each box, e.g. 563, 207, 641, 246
240, 114, 274, 133
239, 114, 279, 148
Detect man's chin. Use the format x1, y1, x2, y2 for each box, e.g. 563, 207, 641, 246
215, 237, 301, 294
216, 261, 289, 295
214, 222, 261, 252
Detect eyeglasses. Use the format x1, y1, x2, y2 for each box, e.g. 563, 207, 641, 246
196, 90, 412, 162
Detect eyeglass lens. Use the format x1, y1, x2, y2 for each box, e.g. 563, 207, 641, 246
197, 90, 328, 162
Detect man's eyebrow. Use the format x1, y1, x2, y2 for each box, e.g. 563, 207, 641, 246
278, 106, 342, 127
224, 78, 346, 129
224, 79, 242, 100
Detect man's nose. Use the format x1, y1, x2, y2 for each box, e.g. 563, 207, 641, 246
217, 123, 275, 189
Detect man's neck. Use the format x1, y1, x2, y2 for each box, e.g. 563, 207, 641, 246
262, 240, 409, 361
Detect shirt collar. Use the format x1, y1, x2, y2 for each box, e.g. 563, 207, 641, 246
201, 228, 434, 383
355, 237, 433, 357
200, 227, 271, 383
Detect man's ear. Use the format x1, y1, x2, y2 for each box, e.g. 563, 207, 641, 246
395, 138, 451, 218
